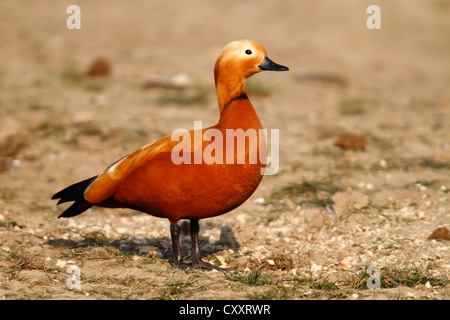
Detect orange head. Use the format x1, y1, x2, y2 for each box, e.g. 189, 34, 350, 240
214, 40, 288, 109
215, 39, 288, 81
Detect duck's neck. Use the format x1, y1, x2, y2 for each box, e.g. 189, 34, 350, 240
215, 81, 263, 132
215, 67, 248, 117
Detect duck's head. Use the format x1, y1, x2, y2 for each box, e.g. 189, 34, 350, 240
215, 40, 289, 80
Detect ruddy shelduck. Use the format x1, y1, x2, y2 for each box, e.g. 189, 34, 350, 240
52, 40, 288, 269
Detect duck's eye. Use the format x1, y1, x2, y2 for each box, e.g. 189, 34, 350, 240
245, 49, 252, 55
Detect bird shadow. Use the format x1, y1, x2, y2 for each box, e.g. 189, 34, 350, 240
45, 224, 240, 265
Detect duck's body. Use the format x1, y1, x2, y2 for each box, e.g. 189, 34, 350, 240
53, 40, 288, 269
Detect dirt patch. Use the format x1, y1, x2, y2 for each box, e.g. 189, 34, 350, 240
0, 0, 449, 300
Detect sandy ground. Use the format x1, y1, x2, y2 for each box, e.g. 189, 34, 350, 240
0, 0, 449, 300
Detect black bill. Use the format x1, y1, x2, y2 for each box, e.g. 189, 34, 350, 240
258, 57, 289, 71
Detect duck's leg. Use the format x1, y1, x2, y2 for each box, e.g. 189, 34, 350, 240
170, 223, 186, 268
189, 219, 201, 264
189, 219, 227, 271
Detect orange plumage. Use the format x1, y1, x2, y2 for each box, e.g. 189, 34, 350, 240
52, 40, 288, 269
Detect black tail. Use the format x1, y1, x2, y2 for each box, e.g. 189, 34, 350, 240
52, 176, 97, 218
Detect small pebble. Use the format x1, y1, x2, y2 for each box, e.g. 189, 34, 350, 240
310, 263, 322, 273
253, 197, 266, 205
56, 260, 66, 268
11, 159, 21, 168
